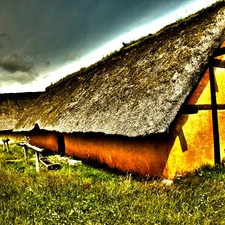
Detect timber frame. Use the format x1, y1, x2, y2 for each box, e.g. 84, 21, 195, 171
180, 46, 225, 165
210, 46, 225, 164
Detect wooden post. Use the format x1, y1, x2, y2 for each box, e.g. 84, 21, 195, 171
35, 151, 40, 172
23, 145, 28, 164
57, 133, 65, 156
2, 141, 5, 151
18, 142, 44, 172
209, 63, 221, 164
25, 143, 44, 172
2, 139, 10, 152
6, 141, 9, 152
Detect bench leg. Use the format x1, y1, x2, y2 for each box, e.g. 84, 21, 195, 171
6, 142, 9, 152
35, 151, 40, 172
23, 146, 28, 164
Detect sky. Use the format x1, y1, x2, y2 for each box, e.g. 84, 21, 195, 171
0, 0, 217, 93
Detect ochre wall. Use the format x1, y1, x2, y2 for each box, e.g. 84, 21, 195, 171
64, 133, 169, 178
28, 131, 59, 153
163, 111, 214, 178
163, 42, 225, 178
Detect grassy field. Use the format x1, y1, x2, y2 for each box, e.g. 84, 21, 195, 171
1, 145, 225, 225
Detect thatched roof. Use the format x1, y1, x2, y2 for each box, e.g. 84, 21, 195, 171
15, 2, 225, 137
0, 92, 42, 131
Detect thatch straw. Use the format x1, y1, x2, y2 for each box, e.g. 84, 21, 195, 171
15, 2, 225, 137
0, 92, 42, 131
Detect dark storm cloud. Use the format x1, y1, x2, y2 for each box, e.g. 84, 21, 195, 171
0, 0, 186, 59
0, 0, 200, 91
0, 54, 39, 84
29, 55, 50, 68
0, 53, 51, 83
0, 54, 34, 73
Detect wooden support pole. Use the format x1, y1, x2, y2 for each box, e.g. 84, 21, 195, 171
6, 142, 9, 152
209, 64, 221, 165
18, 142, 44, 172
23, 145, 28, 164
35, 151, 40, 172
2, 142, 5, 151
2, 139, 10, 152
58, 133, 65, 156
213, 47, 225, 57
213, 58, 225, 68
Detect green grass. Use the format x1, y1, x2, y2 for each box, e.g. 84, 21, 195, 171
1, 145, 225, 224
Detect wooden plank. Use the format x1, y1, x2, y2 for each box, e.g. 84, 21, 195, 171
213, 47, 225, 57
6, 159, 24, 163
19, 142, 44, 152
23, 145, 28, 164
6, 158, 36, 163
186, 104, 225, 110
209, 64, 221, 165
181, 104, 225, 114
213, 58, 225, 68
40, 157, 61, 170
25, 143, 45, 152
35, 151, 40, 172
180, 105, 198, 114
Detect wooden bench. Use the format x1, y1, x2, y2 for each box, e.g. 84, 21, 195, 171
18, 142, 61, 172
39, 157, 61, 170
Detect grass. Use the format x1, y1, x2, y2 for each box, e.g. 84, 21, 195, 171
1, 145, 225, 224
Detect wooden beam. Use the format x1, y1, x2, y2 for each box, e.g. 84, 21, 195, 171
212, 58, 225, 68
180, 105, 198, 114
25, 143, 44, 152
35, 151, 40, 172
181, 104, 225, 114
57, 133, 65, 156
213, 47, 225, 57
209, 64, 221, 165
186, 104, 225, 110
23, 145, 28, 164
40, 157, 61, 170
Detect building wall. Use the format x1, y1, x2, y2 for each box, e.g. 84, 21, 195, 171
28, 43, 225, 179
64, 133, 169, 178
28, 131, 170, 178
163, 48, 225, 178
28, 65, 225, 179
164, 111, 215, 178
28, 131, 59, 153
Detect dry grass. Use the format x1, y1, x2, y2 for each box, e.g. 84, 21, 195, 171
1, 145, 225, 224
